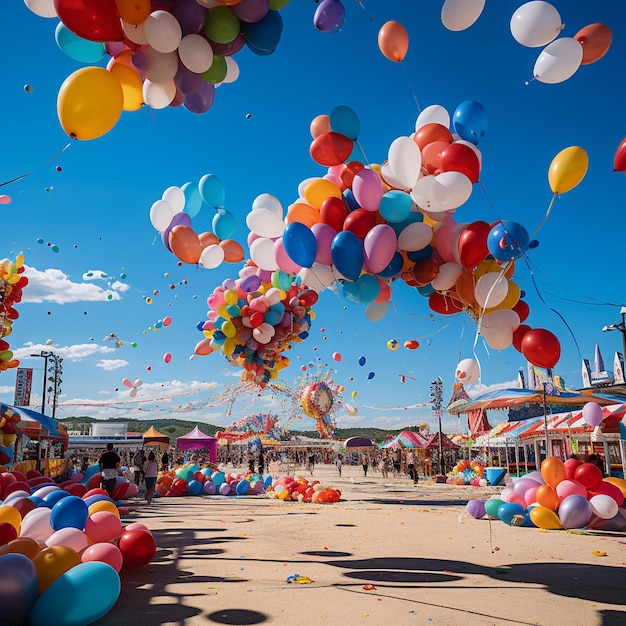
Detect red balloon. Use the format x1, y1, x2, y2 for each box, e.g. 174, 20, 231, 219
414, 123, 453, 150
563, 457, 582, 480
320, 196, 349, 231
513, 299, 530, 323
340, 161, 364, 188
439, 143, 480, 183
343, 208, 376, 240
54, 0, 123, 43
512, 324, 531, 352
574, 463, 603, 491
428, 291, 464, 315
520, 328, 561, 369
575, 23, 612, 65
309, 132, 354, 166
0, 522, 18, 546
118, 528, 157, 568
613, 137, 626, 173
457, 221, 490, 270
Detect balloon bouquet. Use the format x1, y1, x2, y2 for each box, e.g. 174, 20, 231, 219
0, 255, 27, 373
24, 0, 292, 140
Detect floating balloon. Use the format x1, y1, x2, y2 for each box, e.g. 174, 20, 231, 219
378, 21, 409, 62
548, 146, 588, 194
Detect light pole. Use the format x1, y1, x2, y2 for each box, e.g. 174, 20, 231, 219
602, 306, 626, 368
47, 355, 63, 419
30, 350, 53, 414
430, 377, 444, 476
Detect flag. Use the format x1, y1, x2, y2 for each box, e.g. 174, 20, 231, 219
14, 368, 33, 406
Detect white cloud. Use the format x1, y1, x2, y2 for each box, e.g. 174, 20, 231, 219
13, 342, 117, 361
96, 359, 129, 371
465, 378, 519, 397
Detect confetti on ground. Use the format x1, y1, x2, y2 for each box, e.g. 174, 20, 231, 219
286, 574, 314, 584
362, 584, 377, 590
592, 551, 608, 557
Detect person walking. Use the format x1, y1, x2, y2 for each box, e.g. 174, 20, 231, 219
98, 443, 120, 499
143, 451, 158, 504
335, 454, 343, 477
360, 453, 369, 477
406, 449, 418, 484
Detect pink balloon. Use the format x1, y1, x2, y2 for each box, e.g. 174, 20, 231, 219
273, 238, 302, 274
163, 316, 172, 327
363, 224, 397, 274
433, 223, 455, 262
163, 352, 172, 364
555, 479, 588, 501
82, 542, 124, 573
311, 223, 337, 267
351, 168, 384, 212
524, 485, 539, 506
582, 402, 604, 427
85, 511, 122, 543
0, 195, 12, 204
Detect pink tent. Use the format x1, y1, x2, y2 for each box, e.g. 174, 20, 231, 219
175, 426, 217, 463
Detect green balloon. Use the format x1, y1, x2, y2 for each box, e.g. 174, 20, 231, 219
204, 7, 240, 45
269, 0, 291, 9
202, 55, 227, 84
484, 499, 504, 519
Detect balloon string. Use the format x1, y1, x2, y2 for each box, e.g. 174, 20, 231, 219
522, 255, 582, 361
356, 0, 374, 21
478, 182, 506, 223
531, 194, 556, 237
355, 140, 370, 166
0, 142, 71, 187
400, 61, 421, 113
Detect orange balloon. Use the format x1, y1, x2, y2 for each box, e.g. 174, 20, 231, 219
414, 124, 453, 151
286, 202, 321, 228
421, 140, 450, 175
114, 0, 151, 25
169, 225, 201, 264
412, 258, 440, 285
0, 537, 42, 559
536, 484, 560, 510
541, 456, 566, 489
198, 231, 220, 249
310, 114, 330, 139
219, 239, 244, 263
195, 338, 215, 356
575, 23, 612, 65
378, 21, 409, 62
33, 546, 81, 594
455, 271, 476, 305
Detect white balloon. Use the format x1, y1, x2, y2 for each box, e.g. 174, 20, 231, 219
223, 57, 240, 84
144, 47, 179, 84
200, 244, 225, 269
415, 104, 450, 131
365, 301, 390, 322
379, 163, 406, 190
150, 199, 174, 231
510, 1, 562, 48
24, 0, 57, 18
162, 186, 185, 213
129, 388, 138, 397
533, 37, 583, 84
455, 358, 480, 384
474, 272, 509, 308
252, 193, 283, 217
397, 222, 433, 252
481, 323, 513, 350
410, 175, 447, 213
134, 378, 143, 387
122, 19, 148, 45
589, 494, 619, 520
297, 178, 318, 198
431, 262, 463, 291
482, 309, 521, 331
145, 10, 182, 54
441, 0, 485, 32
299, 264, 335, 291
178, 34, 214, 73
250, 237, 278, 271
246, 208, 286, 238
142, 79, 176, 109
388, 136, 422, 189
433, 171, 473, 211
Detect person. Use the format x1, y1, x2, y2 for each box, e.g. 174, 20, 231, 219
133, 449, 143, 487
335, 454, 343, 477
587, 454, 605, 476
360, 453, 369, 477
248, 451, 256, 473
378, 456, 388, 479
60, 449, 74, 483
143, 451, 158, 504
406, 449, 418, 484
99, 443, 120, 499
161, 450, 169, 472
392, 449, 401, 476
258, 450, 265, 476
307, 452, 315, 475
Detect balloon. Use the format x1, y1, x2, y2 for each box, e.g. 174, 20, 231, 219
474, 272, 508, 309
118, 528, 156, 568
487, 221, 530, 262
50, 495, 88, 531
439, 142, 480, 183
310, 131, 353, 166
452, 100, 487, 145
540, 456, 566, 489
582, 402, 604, 428
220, 239, 245, 263
241, 8, 283, 53
521, 328, 561, 369
613, 138, 626, 173
484, 498, 504, 519
466, 499, 485, 519
589, 494, 619, 520
529, 505, 562, 530
575, 23, 612, 65
331, 231, 364, 281
169, 225, 202, 264
441, 0, 485, 32
457, 220, 490, 269
145, 9, 183, 53
352, 168, 384, 212
54, 0, 123, 42
455, 358, 479, 384
329, 104, 360, 141
198, 173, 226, 207
0, 553, 39, 624
378, 21, 409, 62
574, 462, 603, 490
533, 37, 583, 84
33, 545, 82, 594
82, 542, 123, 573
558, 495, 592, 529
57, 67, 123, 140
498, 502, 524, 525
548, 146, 588, 194
313, 0, 346, 34
55, 23, 106, 63
283, 222, 317, 268
510, 1, 562, 48
536, 484, 559, 510
363, 225, 397, 274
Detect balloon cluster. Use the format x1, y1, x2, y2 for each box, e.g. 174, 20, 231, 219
0, 406, 20, 466
149, 176, 243, 267
300, 380, 336, 436
267, 475, 341, 503
509, 2, 612, 84
0, 255, 27, 372
467, 456, 626, 531
195, 265, 317, 383
24, 0, 292, 139
447, 458, 485, 485
0, 468, 156, 625
156, 463, 270, 497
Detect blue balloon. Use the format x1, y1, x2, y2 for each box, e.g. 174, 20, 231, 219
343, 188, 360, 211
497, 502, 525, 525
342, 281, 360, 304
356, 274, 380, 303
50, 495, 89, 531
358, 356, 366, 366
390, 210, 423, 237
329, 103, 359, 140
28, 562, 120, 626
453, 100, 488, 145
212, 208, 236, 239
0, 553, 38, 624
182, 181, 203, 218
264, 475, 273, 489
367, 371, 375, 380
313, 0, 346, 34
198, 173, 225, 207
377, 251, 404, 278
83, 494, 113, 508
331, 231, 363, 281
407, 245, 432, 263
417, 284, 435, 297
82, 464, 100, 482
187, 480, 203, 496
55, 23, 106, 63
379, 190, 412, 223
487, 221, 530, 262
235, 480, 250, 495
42, 490, 71, 508
283, 222, 317, 268
242, 10, 283, 52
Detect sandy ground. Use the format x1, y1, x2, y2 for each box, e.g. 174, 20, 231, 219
102, 463, 626, 626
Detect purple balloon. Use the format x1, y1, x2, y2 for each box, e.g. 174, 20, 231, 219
558, 495, 592, 529
232, 0, 269, 23
174, 62, 205, 95
240, 274, 262, 293
467, 499, 486, 519
582, 402, 604, 428
219, 482, 232, 496
313, 0, 346, 34
161, 212, 192, 252
311, 222, 336, 266
169, 0, 209, 35
203, 481, 216, 495
207, 33, 245, 57
183, 81, 215, 114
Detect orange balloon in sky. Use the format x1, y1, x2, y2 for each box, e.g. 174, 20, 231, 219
574, 23, 612, 65
378, 21, 409, 62
310, 114, 331, 139
169, 225, 201, 264
219, 239, 244, 263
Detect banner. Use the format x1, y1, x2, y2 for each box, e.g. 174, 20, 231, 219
14, 367, 33, 406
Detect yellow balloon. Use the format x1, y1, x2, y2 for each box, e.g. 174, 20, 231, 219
108, 63, 143, 112
548, 146, 588, 194
57, 67, 124, 140
0, 504, 21, 533
88, 500, 120, 518
485, 281, 520, 312
303, 178, 342, 210
529, 505, 562, 530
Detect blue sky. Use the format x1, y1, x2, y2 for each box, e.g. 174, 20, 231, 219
2, 1, 626, 434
